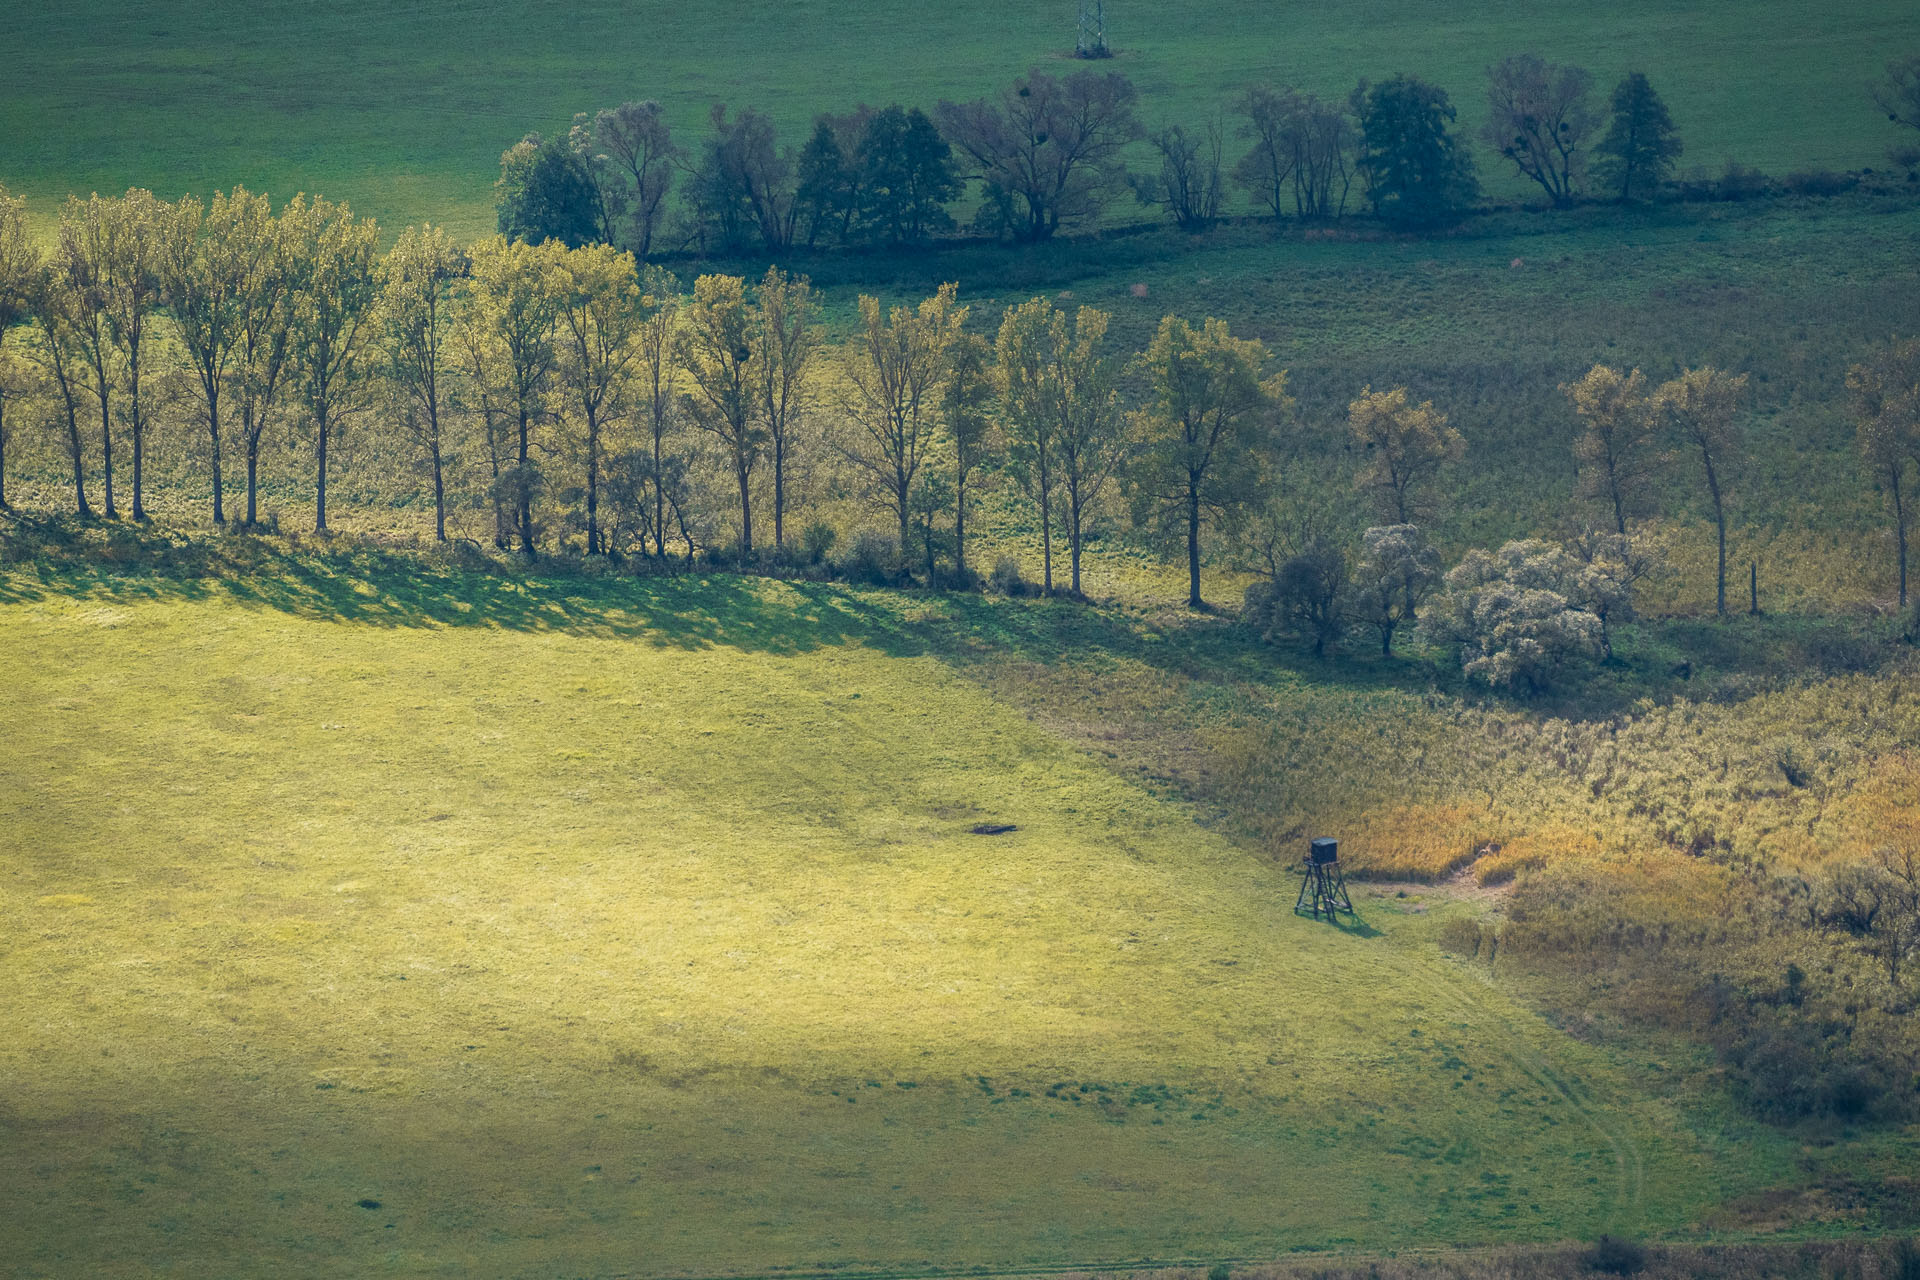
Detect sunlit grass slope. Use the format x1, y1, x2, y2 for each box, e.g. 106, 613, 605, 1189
0, 574, 1783, 1277
4, 0, 1917, 235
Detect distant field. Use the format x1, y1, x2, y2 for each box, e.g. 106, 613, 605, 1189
0, 560, 1821, 1277
3, 0, 1918, 235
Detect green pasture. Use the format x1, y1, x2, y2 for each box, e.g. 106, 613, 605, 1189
0, 560, 1797, 1277
3, 0, 1918, 236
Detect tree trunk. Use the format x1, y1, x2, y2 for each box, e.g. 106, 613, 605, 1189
430, 438, 446, 542
1186, 478, 1203, 608
0, 390, 9, 511
586, 408, 601, 554
1069, 495, 1083, 596
49, 346, 92, 518
98, 389, 116, 518
1704, 450, 1726, 616
1381, 624, 1394, 658
516, 407, 534, 557
652, 423, 666, 560
315, 408, 330, 534
954, 469, 967, 582
208, 396, 224, 526
244, 405, 260, 527
1610, 474, 1626, 538
1038, 479, 1053, 596
773, 431, 786, 551
128, 343, 145, 521
130, 405, 145, 522
735, 456, 753, 557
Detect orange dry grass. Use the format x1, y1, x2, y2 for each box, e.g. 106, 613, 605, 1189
1327, 804, 1504, 881
1476, 826, 1606, 886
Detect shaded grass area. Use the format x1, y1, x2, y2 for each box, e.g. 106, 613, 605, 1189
0, 529, 1866, 1277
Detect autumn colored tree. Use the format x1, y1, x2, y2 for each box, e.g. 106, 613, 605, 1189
840, 283, 965, 573
1847, 338, 1920, 606
753, 266, 820, 552
553, 243, 645, 554
635, 265, 684, 559
1347, 385, 1465, 523
0, 185, 34, 511
942, 331, 996, 582
1131, 316, 1287, 608
464, 236, 564, 555
682, 273, 762, 554
995, 298, 1063, 592
281, 195, 380, 534
379, 224, 465, 541
1655, 365, 1747, 615
31, 254, 93, 516
157, 190, 253, 525
55, 196, 126, 517
224, 189, 296, 528
1562, 363, 1656, 536
55, 191, 167, 520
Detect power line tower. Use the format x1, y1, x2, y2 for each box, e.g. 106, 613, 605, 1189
1075, 0, 1111, 58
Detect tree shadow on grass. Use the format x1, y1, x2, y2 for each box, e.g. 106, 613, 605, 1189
0, 517, 925, 660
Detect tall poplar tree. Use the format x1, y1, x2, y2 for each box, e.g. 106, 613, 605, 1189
380, 224, 465, 541
1130, 315, 1286, 608
283, 195, 380, 534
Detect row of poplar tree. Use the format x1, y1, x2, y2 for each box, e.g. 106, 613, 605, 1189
0, 181, 1301, 605
2, 184, 1914, 623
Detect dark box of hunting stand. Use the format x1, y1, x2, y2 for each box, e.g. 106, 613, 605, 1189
1309, 837, 1339, 865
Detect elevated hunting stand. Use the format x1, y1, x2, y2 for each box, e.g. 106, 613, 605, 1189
1295, 837, 1353, 920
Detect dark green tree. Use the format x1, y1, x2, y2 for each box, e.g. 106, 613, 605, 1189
855, 106, 960, 245
794, 117, 860, 249
1593, 73, 1682, 201
495, 133, 602, 248
1351, 75, 1479, 227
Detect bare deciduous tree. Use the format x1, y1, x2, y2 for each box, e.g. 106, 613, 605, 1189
1482, 54, 1596, 207
1233, 86, 1355, 219
592, 101, 681, 257
1134, 118, 1224, 230
937, 69, 1141, 242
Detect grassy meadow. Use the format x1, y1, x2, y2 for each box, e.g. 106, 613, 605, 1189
4, 530, 1919, 1275
2, 0, 1917, 237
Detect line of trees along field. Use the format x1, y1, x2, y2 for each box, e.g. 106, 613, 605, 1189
3, 181, 1920, 688
492, 50, 1920, 255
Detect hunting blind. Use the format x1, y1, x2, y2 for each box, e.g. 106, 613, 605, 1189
1295, 837, 1353, 920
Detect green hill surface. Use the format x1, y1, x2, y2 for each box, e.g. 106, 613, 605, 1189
0, 569, 1800, 1277
4, 0, 1917, 236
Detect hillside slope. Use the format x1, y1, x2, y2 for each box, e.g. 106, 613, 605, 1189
0, 572, 1789, 1277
